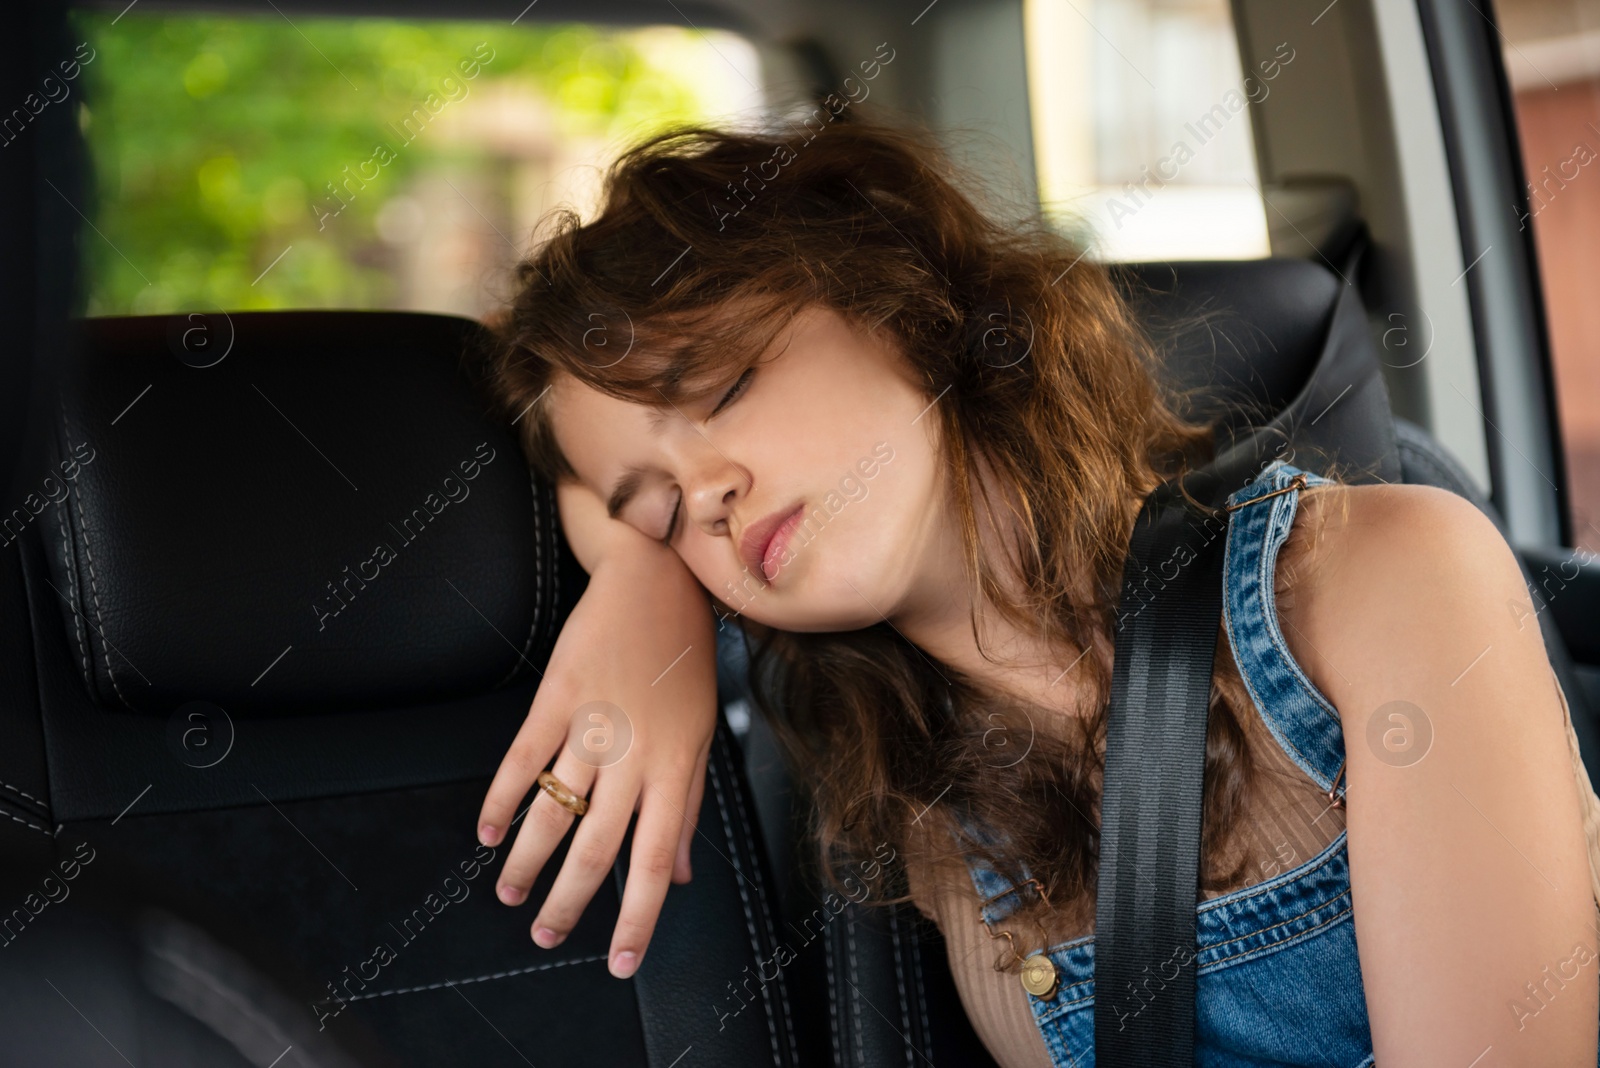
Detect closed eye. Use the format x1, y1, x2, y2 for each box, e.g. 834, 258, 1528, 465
709, 366, 755, 417
661, 492, 681, 545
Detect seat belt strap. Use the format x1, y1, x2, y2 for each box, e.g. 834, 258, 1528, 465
1092, 472, 1232, 1066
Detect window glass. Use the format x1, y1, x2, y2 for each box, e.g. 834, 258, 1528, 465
1497, 0, 1600, 552
1024, 0, 1270, 261
65, 12, 761, 318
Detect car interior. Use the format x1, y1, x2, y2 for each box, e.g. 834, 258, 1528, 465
2, 0, 1598, 1065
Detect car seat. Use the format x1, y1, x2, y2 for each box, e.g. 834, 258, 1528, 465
0, 310, 802, 1066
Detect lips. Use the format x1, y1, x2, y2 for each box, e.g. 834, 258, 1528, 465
740, 502, 804, 582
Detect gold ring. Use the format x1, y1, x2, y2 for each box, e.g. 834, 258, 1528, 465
537, 770, 589, 817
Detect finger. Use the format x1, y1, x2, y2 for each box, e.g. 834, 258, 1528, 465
495, 748, 595, 910
673, 745, 710, 884
477, 694, 572, 848
603, 784, 689, 978
529, 767, 637, 953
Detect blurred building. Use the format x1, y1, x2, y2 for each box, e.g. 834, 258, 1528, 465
1499, 0, 1600, 549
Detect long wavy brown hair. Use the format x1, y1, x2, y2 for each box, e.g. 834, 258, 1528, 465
481, 108, 1341, 950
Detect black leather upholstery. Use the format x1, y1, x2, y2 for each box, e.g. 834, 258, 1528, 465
1112, 258, 1349, 432
51, 313, 557, 717
31, 312, 581, 824
1112, 257, 1400, 483
0, 310, 799, 1066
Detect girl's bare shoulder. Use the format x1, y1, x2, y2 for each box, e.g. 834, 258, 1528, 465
1274, 479, 1528, 719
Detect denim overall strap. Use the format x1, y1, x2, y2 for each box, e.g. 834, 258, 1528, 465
954, 808, 1039, 926
1220, 459, 1349, 800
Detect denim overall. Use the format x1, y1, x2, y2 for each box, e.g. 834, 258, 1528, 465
960, 459, 1376, 1067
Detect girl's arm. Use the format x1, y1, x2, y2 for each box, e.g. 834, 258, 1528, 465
476, 476, 719, 980
1287, 484, 1598, 1063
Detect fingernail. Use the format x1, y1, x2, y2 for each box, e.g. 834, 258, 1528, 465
478, 823, 499, 846
497, 884, 526, 905
611, 951, 638, 979
533, 925, 564, 948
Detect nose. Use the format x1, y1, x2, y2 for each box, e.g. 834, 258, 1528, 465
683, 454, 746, 535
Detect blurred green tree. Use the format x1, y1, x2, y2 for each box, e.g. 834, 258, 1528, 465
68, 12, 750, 314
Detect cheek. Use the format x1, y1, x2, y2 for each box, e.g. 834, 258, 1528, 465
677, 540, 738, 600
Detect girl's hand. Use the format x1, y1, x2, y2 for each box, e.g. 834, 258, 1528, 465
475, 484, 718, 982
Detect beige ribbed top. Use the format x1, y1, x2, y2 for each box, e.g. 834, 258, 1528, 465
905, 671, 1600, 1068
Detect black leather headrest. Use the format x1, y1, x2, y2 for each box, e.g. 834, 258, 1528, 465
1112, 256, 1400, 486
51, 311, 562, 715
1113, 258, 1339, 427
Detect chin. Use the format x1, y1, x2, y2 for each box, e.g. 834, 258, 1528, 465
764, 566, 894, 633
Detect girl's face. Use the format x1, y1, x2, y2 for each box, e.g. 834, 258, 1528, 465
548, 304, 952, 632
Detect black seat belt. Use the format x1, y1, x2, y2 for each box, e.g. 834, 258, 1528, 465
1094, 225, 1382, 1061
1093, 228, 1373, 1066
1092, 466, 1236, 1066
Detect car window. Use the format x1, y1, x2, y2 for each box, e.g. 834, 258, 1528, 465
65, 11, 761, 319
1498, 0, 1600, 553
1023, 0, 1270, 261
